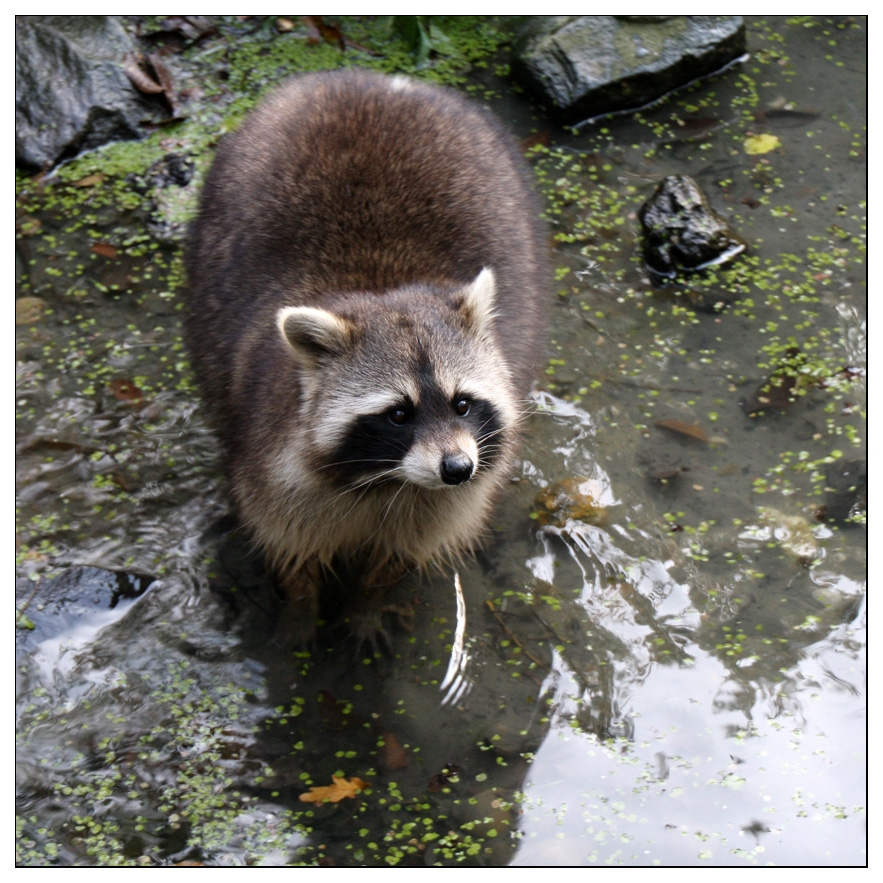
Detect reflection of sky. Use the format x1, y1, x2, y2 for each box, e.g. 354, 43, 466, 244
510, 596, 866, 867
32, 593, 145, 684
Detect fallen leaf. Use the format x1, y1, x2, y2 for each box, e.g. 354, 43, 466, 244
303, 15, 345, 49
73, 173, 106, 188
90, 242, 118, 259
123, 52, 178, 116
757, 107, 819, 126
676, 116, 724, 135
148, 54, 176, 101
15, 297, 48, 325
378, 730, 409, 771
124, 55, 165, 94
654, 419, 709, 443
16, 214, 42, 236
521, 130, 551, 152
299, 775, 368, 804
16, 436, 100, 456
108, 378, 145, 406
744, 133, 781, 155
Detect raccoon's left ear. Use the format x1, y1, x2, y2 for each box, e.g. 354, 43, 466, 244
459, 267, 496, 340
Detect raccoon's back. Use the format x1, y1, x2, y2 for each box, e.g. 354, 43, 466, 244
185, 70, 547, 425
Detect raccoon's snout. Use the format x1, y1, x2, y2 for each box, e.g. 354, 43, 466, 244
441, 452, 474, 485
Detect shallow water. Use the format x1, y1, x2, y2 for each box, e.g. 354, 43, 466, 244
16, 16, 865, 866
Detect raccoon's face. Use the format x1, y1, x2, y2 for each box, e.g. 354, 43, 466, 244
277, 269, 519, 492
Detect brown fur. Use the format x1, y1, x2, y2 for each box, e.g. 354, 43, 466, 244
184, 70, 548, 642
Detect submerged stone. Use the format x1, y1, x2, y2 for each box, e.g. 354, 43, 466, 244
534, 476, 608, 528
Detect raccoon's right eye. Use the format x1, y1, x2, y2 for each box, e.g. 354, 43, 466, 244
388, 406, 411, 426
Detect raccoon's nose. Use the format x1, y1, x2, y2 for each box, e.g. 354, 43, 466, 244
441, 453, 474, 486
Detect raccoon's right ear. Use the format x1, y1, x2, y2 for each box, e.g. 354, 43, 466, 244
276, 306, 355, 366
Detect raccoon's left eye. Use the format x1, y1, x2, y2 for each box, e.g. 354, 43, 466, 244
454, 398, 470, 416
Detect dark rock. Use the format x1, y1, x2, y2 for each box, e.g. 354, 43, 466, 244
15, 16, 166, 170
513, 15, 745, 124
144, 152, 195, 189
639, 175, 746, 282
824, 459, 867, 525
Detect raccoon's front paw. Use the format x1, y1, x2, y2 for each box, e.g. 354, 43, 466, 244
342, 601, 416, 659
272, 614, 318, 653
344, 606, 394, 660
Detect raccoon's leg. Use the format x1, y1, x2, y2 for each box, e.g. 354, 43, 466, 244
274, 558, 321, 648
342, 558, 414, 656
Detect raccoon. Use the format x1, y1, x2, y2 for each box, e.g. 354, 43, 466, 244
184, 70, 547, 644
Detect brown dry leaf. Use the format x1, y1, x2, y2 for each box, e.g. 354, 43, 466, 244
15, 297, 48, 325
90, 242, 118, 259
299, 775, 368, 804
16, 213, 42, 236
378, 729, 409, 771
124, 54, 165, 94
654, 419, 709, 443
673, 116, 724, 139
521, 130, 551, 152
303, 15, 345, 49
300, 14, 377, 54
148, 53, 175, 98
73, 173, 106, 188
108, 378, 145, 406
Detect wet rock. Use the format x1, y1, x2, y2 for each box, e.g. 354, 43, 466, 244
513, 15, 745, 125
758, 508, 821, 566
534, 477, 608, 528
639, 175, 746, 282
15, 16, 167, 170
131, 152, 198, 242
823, 459, 867, 525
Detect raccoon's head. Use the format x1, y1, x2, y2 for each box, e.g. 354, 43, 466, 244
276, 268, 520, 492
